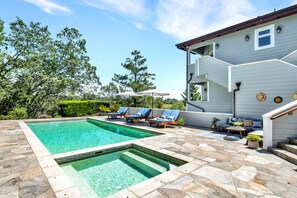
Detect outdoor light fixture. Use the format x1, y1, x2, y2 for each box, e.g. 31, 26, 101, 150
215, 43, 219, 49
245, 35, 250, 41
204, 88, 207, 92
276, 26, 282, 33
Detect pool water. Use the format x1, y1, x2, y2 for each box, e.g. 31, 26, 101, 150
60, 148, 179, 197
28, 120, 156, 154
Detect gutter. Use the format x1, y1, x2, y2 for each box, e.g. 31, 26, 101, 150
233, 82, 241, 117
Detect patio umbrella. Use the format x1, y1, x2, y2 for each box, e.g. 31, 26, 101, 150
116, 91, 139, 114
137, 89, 170, 117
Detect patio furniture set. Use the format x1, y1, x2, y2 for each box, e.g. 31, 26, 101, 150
217, 117, 263, 139
106, 107, 181, 128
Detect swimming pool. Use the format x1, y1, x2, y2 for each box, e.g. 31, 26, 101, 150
60, 147, 182, 197
28, 119, 157, 154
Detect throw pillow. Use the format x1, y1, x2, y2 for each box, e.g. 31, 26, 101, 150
161, 115, 167, 119
137, 112, 142, 116
168, 116, 175, 120
244, 120, 253, 127
253, 121, 262, 128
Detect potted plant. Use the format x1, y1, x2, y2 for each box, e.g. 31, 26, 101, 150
177, 117, 185, 128
246, 134, 262, 149
211, 117, 220, 130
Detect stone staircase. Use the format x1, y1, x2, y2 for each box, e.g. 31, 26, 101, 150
268, 138, 297, 165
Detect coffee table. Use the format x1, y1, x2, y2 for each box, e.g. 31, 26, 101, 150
226, 126, 246, 139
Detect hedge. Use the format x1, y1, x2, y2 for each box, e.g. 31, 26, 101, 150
58, 100, 110, 117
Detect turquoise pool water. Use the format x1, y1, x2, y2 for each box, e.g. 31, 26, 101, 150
28, 120, 156, 154
60, 148, 179, 197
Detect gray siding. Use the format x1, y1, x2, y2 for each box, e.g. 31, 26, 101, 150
188, 81, 232, 113
198, 56, 230, 88
231, 60, 297, 119
129, 107, 232, 128
214, 15, 297, 64
273, 112, 297, 145
282, 50, 297, 65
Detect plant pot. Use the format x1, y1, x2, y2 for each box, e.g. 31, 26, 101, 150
210, 124, 217, 130
248, 140, 259, 149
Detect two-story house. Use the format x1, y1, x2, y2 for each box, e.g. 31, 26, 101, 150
176, 4, 297, 163
176, 4, 297, 120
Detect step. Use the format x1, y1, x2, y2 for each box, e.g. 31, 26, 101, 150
268, 146, 297, 165
288, 138, 297, 145
120, 151, 167, 176
278, 143, 297, 155
61, 165, 99, 198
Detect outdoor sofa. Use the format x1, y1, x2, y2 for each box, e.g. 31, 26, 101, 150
107, 107, 129, 119
125, 108, 151, 123
148, 109, 181, 128
218, 117, 263, 133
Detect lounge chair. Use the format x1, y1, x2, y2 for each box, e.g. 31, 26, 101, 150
149, 110, 181, 128
107, 107, 129, 119
148, 109, 172, 124
125, 108, 151, 123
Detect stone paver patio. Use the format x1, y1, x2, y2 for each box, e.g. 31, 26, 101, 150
1, 117, 297, 197
0, 120, 55, 198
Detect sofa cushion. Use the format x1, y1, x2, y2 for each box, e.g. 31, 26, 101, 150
244, 120, 253, 127
252, 121, 262, 128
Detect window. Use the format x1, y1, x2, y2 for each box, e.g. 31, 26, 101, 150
254, 24, 275, 50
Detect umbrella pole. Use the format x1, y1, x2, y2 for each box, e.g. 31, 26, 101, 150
128, 95, 130, 115
152, 94, 154, 118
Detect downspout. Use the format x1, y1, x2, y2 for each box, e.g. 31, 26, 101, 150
185, 47, 205, 112
233, 82, 241, 117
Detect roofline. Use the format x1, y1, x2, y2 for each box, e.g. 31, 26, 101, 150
176, 4, 297, 51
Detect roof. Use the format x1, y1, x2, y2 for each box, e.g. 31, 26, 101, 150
176, 4, 297, 51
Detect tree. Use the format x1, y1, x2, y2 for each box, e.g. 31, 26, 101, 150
100, 82, 119, 99
112, 50, 156, 106
181, 84, 202, 105
0, 18, 100, 117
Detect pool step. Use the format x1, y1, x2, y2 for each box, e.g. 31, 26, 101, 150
120, 151, 167, 176
129, 149, 172, 170
62, 165, 99, 198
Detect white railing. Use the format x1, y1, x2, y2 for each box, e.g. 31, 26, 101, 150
262, 100, 297, 149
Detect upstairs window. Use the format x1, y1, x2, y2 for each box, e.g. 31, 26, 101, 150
254, 24, 275, 50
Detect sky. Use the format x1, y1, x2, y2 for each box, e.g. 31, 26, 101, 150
1, 0, 296, 99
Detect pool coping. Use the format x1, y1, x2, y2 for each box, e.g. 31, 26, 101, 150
18, 117, 207, 198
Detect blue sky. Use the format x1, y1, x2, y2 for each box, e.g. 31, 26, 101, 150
1, 0, 296, 99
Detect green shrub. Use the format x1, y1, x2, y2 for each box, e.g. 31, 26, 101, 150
211, 117, 220, 125
110, 104, 120, 112
247, 134, 262, 142
178, 117, 185, 126
0, 107, 28, 120
58, 100, 110, 117
99, 105, 111, 113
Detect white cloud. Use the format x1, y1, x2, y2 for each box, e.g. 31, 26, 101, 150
83, 0, 146, 18
292, 0, 297, 5
156, 0, 257, 41
132, 21, 145, 30
24, 0, 71, 15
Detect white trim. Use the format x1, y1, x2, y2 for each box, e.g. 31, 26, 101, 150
263, 115, 273, 149
228, 66, 232, 92
281, 49, 297, 60
230, 59, 297, 68
254, 24, 275, 51
207, 81, 210, 102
